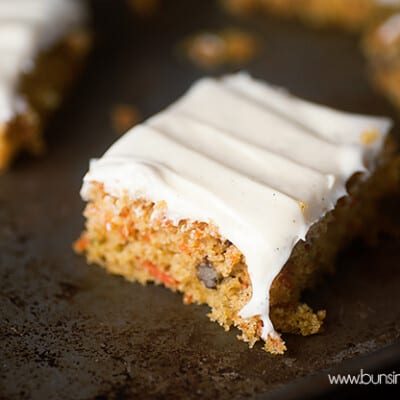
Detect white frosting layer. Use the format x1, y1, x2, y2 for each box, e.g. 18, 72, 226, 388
0, 0, 86, 124
377, 13, 400, 44
81, 73, 392, 340
376, 0, 400, 7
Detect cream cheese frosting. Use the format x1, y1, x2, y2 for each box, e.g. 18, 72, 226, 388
376, 0, 400, 7
81, 73, 392, 341
377, 12, 400, 44
0, 0, 87, 124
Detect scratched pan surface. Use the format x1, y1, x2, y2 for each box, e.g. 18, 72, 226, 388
1, 0, 400, 399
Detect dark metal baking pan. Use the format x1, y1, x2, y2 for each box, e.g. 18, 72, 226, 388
1, 0, 399, 399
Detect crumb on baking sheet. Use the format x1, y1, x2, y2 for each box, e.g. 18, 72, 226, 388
65, 29, 92, 54
219, 0, 258, 16
111, 104, 141, 135
224, 29, 259, 63
127, 0, 160, 18
181, 29, 258, 69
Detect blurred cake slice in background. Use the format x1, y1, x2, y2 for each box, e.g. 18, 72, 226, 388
0, 0, 90, 171
220, 0, 400, 31
363, 12, 400, 110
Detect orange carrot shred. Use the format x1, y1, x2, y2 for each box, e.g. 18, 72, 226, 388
142, 260, 178, 289
74, 235, 88, 252
178, 242, 191, 254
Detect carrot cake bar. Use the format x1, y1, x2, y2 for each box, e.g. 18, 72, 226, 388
0, 0, 90, 171
363, 12, 400, 110
220, 0, 400, 31
75, 73, 396, 354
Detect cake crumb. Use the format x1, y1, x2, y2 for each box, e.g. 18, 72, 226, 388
360, 129, 380, 145
224, 29, 258, 64
298, 200, 308, 213
127, 0, 160, 18
111, 104, 141, 135
219, 0, 258, 16
182, 29, 258, 69
184, 33, 226, 68
264, 334, 286, 355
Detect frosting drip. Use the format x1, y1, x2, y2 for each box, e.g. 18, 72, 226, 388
81, 73, 391, 340
0, 0, 86, 124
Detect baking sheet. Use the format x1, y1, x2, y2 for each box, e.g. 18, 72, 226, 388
1, 0, 400, 399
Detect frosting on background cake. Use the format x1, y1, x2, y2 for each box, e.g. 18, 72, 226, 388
81, 73, 392, 341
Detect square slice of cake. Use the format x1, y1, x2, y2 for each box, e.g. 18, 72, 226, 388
75, 73, 397, 354
220, 0, 400, 31
0, 0, 90, 171
363, 12, 400, 111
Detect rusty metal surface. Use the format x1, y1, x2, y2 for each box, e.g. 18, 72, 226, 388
1, 1, 400, 399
